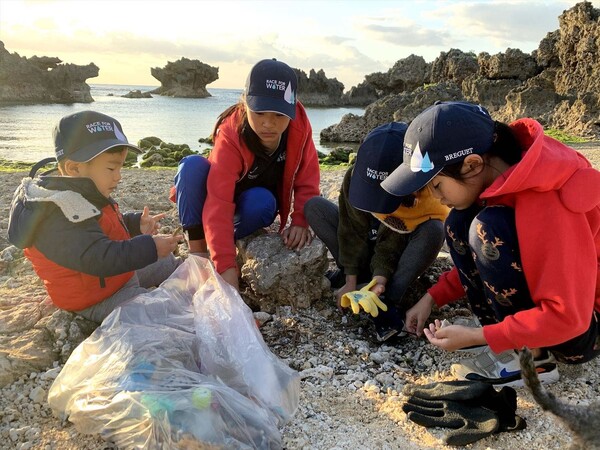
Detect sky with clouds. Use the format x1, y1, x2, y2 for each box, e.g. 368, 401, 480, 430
0, 0, 593, 90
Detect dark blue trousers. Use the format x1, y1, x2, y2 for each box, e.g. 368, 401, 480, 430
173, 155, 277, 240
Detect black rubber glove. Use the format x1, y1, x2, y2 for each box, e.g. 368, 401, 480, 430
402, 380, 526, 446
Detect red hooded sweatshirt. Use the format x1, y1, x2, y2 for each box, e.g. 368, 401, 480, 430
429, 118, 600, 353
203, 102, 320, 274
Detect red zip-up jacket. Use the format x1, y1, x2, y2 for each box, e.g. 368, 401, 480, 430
429, 118, 600, 353
204, 102, 320, 274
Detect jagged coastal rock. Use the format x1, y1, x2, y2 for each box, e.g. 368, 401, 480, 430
150, 57, 219, 98
340, 81, 379, 107
0, 41, 98, 104
322, 1, 600, 142
121, 89, 152, 99
295, 68, 345, 107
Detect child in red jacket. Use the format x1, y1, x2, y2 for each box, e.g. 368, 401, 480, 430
171, 59, 320, 291
382, 101, 600, 387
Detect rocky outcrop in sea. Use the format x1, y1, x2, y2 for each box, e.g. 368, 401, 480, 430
150, 57, 219, 98
322, 1, 600, 141
295, 68, 345, 107
121, 89, 152, 99
0, 41, 98, 104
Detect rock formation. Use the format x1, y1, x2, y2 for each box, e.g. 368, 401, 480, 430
121, 89, 152, 99
150, 57, 218, 98
322, 1, 600, 142
295, 68, 345, 106
0, 41, 98, 104
237, 232, 329, 313
341, 81, 379, 107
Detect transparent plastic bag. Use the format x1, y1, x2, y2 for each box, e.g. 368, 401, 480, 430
48, 256, 298, 449
194, 263, 300, 425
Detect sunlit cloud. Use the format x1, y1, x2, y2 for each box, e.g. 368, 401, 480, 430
430, 1, 568, 51
324, 35, 354, 45
362, 23, 450, 47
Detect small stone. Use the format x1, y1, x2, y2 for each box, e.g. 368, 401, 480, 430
28, 386, 46, 404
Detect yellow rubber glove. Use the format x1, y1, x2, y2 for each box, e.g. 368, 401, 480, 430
340, 279, 388, 317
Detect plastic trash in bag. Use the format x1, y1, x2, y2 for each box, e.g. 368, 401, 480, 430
48, 256, 299, 449
194, 268, 300, 425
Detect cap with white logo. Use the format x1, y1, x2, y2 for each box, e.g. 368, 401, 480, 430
53, 110, 141, 162
245, 59, 297, 120
348, 121, 409, 214
381, 101, 495, 197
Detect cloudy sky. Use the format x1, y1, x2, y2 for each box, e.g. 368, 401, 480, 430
0, 0, 592, 90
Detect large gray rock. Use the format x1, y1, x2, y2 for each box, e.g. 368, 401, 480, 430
341, 81, 378, 107
237, 233, 329, 313
122, 89, 152, 99
553, 2, 600, 97
151, 57, 218, 98
295, 68, 344, 106
536, 30, 561, 68
319, 112, 369, 143
364, 55, 430, 97
462, 76, 523, 113
495, 71, 562, 126
387, 55, 430, 93
320, 93, 411, 143
391, 81, 464, 123
429, 48, 479, 86
551, 94, 600, 138
0, 41, 98, 104
478, 49, 539, 81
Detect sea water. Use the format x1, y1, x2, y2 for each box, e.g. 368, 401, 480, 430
0, 84, 364, 163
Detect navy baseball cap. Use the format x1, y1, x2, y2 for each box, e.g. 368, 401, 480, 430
53, 110, 142, 162
381, 101, 495, 197
348, 121, 409, 214
245, 59, 297, 120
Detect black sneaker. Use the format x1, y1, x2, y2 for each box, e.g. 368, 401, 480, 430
373, 305, 406, 343
375, 323, 401, 342
325, 268, 345, 289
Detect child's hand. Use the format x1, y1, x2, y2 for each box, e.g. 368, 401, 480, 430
140, 206, 166, 235
423, 319, 486, 351
334, 274, 357, 312
152, 234, 181, 258
282, 225, 312, 250
405, 293, 435, 336
369, 276, 387, 297
220, 267, 240, 291
339, 279, 388, 317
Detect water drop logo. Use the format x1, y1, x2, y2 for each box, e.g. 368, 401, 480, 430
410, 142, 435, 173
113, 122, 127, 142
284, 82, 296, 105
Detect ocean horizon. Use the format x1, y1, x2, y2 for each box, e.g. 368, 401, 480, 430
0, 84, 364, 163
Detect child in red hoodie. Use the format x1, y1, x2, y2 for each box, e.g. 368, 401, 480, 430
171, 59, 319, 291
382, 101, 600, 387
